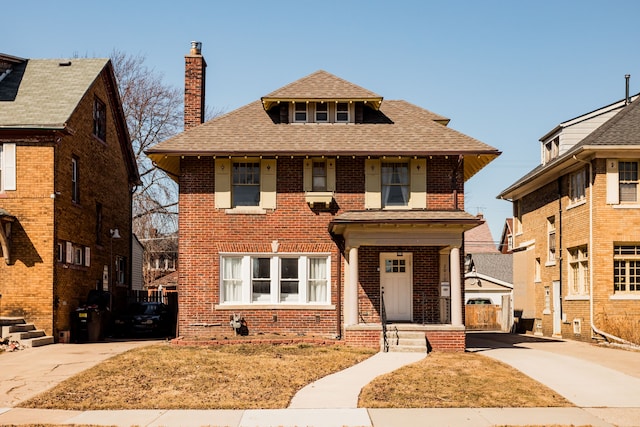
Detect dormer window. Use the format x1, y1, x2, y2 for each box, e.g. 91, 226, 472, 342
294, 102, 307, 122
543, 137, 559, 164
315, 103, 328, 122
336, 102, 349, 122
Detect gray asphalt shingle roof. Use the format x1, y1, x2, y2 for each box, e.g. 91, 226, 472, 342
0, 58, 109, 129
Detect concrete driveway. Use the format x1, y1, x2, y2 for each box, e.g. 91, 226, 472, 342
467, 332, 640, 426
0, 339, 158, 407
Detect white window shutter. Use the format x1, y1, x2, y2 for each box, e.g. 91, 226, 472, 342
261, 159, 277, 209
303, 159, 313, 192
66, 242, 73, 263
606, 159, 619, 205
409, 158, 427, 209
364, 159, 381, 209
3, 143, 16, 191
326, 158, 336, 192
215, 159, 231, 209
85, 247, 91, 267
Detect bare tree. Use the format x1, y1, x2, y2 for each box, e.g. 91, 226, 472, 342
110, 50, 182, 238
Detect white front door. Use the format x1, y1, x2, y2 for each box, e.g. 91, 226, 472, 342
552, 280, 561, 336
380, 252, 412, 322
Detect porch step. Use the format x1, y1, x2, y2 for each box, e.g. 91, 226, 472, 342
0, 317, 54, 348
383, 328, 427, 353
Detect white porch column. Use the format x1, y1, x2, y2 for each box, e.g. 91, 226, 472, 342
345, 246, 359, 326
450, 246, 463, 326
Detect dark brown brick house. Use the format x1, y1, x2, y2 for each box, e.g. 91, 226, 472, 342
0, 53, 140, 339
147, 42, 500, 351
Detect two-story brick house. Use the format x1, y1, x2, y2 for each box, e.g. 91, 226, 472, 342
0, 53, 140, 340
147, 42, 500, 351
499, 81, 640, 344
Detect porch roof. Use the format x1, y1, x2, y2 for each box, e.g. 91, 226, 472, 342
328, 210, 483, 247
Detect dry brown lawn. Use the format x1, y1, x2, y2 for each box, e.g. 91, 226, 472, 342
19, 343, 570, 411
20, 343, 374, 410
359, 352, 571, 408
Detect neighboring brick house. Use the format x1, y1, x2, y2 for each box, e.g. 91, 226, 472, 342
147, 42, 500, 351
499, 82, 640, 343
0, 53, 140, 339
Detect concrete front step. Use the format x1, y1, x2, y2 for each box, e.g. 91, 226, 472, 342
383, 328, 427, 353
0, 317, 54, 348
21, 335, 55, 348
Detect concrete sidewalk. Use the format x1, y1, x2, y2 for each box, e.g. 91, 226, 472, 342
0, 406, 635, 426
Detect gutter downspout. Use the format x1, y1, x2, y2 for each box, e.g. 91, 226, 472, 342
557, 178, 563, 334
573, 155, 637, 346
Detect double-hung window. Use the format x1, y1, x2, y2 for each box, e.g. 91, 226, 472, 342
381, 162, 409, 207
614, 245, 640, 293
312, 160, 327, 192
569, 168, 587, 204
336, 102, 349, 122
547, 216, 556, 263
619, 161, 638, 203
294, 102, 307, 122
221, 254, 330, 304
232, 162, 260, 207
315, 103, 328, 122
568, 246, 589, 296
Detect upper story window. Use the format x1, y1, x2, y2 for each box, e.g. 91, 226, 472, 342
93, 97, 107, 141
315, 103, 328, 122
71, 156, 80, 204
365, 158, 426, 210
336, 102, 349, 122
381, 162, 409, 207
294, 102, 307, 122
614, 245, 640, 293
232, 162, 260, 207
547, 216, 556, 263
619, 161, 638, 203
569, 167, 587, 204
543, 137, 559, 164
215, 158, 276, 212
312, 160, 327, 192
0, 143, 16, 192
514, 200, 522, 234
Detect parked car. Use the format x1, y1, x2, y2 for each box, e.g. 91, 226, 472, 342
112, 302, 174, 337
466, 298, 493, 305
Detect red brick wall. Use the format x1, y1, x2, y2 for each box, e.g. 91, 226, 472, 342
177, 155, 465, 340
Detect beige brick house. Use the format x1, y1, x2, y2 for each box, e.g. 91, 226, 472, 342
0, 53, 140, 339
147, 42, 500, 351
499, 83, 640, 344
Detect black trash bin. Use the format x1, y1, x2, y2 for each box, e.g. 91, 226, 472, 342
72, 290, 111, 343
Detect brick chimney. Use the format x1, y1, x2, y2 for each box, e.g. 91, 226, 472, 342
184, 41, 206, 130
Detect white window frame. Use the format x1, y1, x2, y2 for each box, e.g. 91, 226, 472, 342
294, 102, 307, 123
568, 246, 589, 296
336, 102, 349, 122
0, 143, 16, 192
614, 245, 640, 294
315, 102, 328, 123
219, 254, 331, 305
619, 161, 639, 203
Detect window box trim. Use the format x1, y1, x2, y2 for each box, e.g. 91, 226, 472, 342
215, 304, 335, 310
305, 191, 334, 206
610, 294, 640, 300
225, 207, 267, 215
564, 295, 590, 301
566, 199, 587, 211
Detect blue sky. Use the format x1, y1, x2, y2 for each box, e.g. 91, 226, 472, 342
5, 0, 640, 242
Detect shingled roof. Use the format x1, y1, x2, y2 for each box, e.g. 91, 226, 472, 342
0, 58, 110, 129
147, 71, 500, 181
